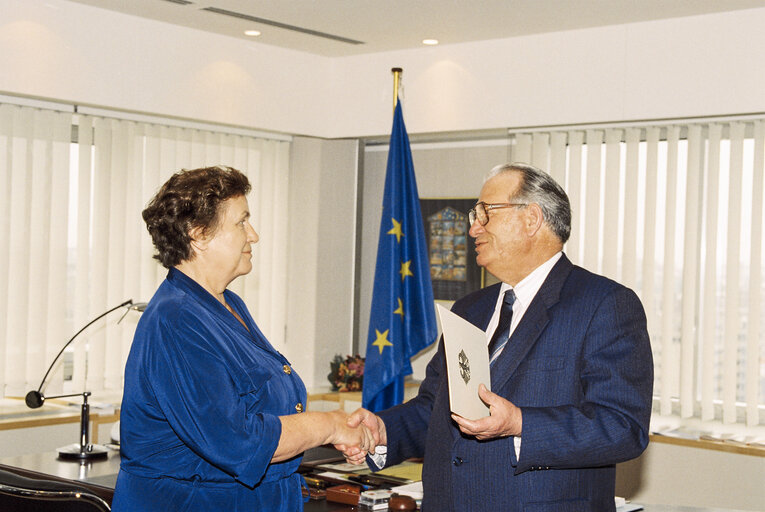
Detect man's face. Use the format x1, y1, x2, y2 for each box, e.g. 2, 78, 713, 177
468, 172, 528, 281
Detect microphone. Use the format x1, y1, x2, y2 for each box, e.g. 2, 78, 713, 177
25, 299, 144, 460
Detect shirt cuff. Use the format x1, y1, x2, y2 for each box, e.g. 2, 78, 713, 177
368, 445, 387, 469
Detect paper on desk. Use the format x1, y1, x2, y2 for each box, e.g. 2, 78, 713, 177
376, 461, 422, 482
436, 304, 491, 421
390, 482, 423, 501
317, 461, 369, 473
615, 496, 643, 511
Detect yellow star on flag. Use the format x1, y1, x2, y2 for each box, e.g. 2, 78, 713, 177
387, 218, 404, 243
393, 298, 405, 320
399, 260, 413, 281
372, 329, 394, 354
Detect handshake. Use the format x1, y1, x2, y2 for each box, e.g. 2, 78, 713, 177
328, 408, 387, 466
324, 385, 519, 466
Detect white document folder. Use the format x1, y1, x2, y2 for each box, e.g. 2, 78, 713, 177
436, 304, 491, 420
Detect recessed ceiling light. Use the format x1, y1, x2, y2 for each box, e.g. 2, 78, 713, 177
244, 30, 261, 37
422, 39, 439, 46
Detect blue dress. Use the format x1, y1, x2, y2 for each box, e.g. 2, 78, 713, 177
113, 268, 308, 511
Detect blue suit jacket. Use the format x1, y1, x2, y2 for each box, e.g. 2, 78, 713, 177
377, 255, 653, 511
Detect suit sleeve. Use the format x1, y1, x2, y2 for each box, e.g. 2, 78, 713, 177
375, 337, 446, 467
516, 286, 653, 473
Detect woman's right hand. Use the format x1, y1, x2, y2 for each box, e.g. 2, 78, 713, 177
274, 409, 376, 463
334, 408, 386, 465
326, 409, 376, 455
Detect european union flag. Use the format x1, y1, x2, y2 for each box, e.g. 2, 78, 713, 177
362, 102, 438, 413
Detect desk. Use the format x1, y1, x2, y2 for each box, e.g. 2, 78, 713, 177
0, 448, 352, 511
0, 449, 120, 504
0, 450, 752, 512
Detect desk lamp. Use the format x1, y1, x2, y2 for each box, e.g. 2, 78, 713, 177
24, 299, 146, 461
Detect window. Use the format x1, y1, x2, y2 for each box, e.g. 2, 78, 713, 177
0, 101, 291, 399
511, 120, 765, 428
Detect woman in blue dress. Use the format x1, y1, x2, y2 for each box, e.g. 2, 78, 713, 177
113, 166, 373, 511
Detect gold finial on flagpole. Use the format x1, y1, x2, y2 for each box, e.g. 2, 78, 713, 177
392, 67, 402, 111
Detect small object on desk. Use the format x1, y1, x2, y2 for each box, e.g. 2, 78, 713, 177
616, 505, 643, 512
301, 485, 327, 501
615, 496, 643, 511
358, 489, 394, 510
388, 493, 417, 511
300, 445, 347, 467
316, 471, 365, 486
326, 484, 362, 505
345, 474, 372, 489
303, 475, 330, 490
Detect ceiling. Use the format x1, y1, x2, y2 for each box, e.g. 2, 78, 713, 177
68, 0, 765, 57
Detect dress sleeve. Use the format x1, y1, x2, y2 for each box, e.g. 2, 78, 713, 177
146, 308, 282, 488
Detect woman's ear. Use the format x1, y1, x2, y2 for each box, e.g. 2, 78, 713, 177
188, 226, 208, 253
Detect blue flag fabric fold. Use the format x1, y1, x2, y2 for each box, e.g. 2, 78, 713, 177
362, 101, 438, 413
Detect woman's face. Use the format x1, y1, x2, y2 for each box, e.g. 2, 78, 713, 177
201, 195, 259, 284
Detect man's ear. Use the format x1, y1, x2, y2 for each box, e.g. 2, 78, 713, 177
524, 203, 545, 237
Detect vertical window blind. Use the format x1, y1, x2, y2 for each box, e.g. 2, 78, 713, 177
510, 119, 765, 427
0, 101, 291, 399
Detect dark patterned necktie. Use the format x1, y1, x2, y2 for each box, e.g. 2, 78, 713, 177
488, 289, 516, 359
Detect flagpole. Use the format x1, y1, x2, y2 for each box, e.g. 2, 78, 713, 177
392, 67, 402, 110
362, 71, 438, 412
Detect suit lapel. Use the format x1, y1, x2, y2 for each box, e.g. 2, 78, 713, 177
490, 254, 573, 391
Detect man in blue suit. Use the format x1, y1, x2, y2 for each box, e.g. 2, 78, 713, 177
343, 163, 653, 511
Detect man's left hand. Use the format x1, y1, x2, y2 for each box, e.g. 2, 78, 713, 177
451, 384, 522, 440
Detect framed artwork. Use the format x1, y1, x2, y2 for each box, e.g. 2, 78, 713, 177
419, 198, 485, 301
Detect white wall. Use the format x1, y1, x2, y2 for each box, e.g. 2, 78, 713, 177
286, 137, 359, 389
616, 441, 765, 511
2, 1, 764, 139
330, 8, 765, 137
0, 0, 332, 137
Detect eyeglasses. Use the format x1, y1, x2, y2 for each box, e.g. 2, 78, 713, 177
468, 201, 527, 226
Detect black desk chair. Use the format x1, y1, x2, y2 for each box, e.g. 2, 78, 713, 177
0, 468, 110, 511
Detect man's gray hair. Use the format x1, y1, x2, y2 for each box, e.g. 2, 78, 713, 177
485, 163, 571, 244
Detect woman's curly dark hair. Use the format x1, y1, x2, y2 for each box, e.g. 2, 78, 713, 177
142, 166, 251, 268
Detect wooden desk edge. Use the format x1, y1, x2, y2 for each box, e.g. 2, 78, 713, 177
307, 381, 420, 403
649, 433, 765, 457
0, 411, 120, 431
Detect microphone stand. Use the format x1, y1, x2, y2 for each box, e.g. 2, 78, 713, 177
24, 299, 146, 461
